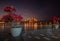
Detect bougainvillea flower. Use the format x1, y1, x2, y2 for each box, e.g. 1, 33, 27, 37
4, 6, 16, 12
1, 13, 23, 22
51, 16, 60, 22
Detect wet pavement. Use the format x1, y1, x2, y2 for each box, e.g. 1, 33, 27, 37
23, 29, 60, 41
0, 28, 60, 41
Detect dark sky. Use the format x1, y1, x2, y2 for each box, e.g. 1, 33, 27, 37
0, 0, 60, 20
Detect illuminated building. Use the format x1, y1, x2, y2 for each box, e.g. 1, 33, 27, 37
0, 16, 60, 32
24, 18, 38, 31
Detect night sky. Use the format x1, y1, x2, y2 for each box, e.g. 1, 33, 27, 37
0, 0, 60, 20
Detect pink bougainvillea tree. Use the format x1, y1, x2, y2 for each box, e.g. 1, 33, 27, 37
1, 6, 23, 22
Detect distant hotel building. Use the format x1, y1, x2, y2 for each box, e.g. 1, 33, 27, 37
0, 17, 60, 31
23, 18, 38, 31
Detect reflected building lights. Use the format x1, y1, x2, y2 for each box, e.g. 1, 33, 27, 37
0, 17, 60, 31
24, 18, 38, 31
39, 22, 43, 29
0, 22, 5, 31
34, 23, 38, 30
